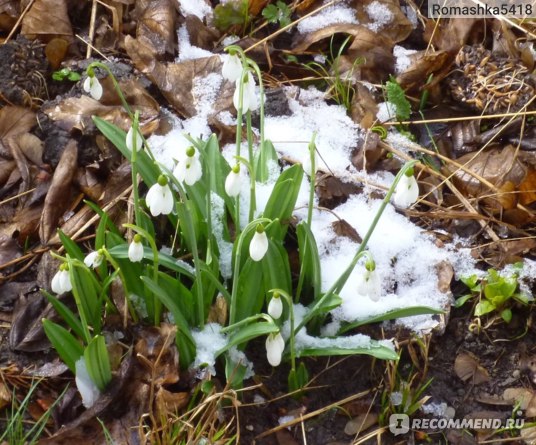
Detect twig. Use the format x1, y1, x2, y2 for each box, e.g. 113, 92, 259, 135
4, 0, 36, 43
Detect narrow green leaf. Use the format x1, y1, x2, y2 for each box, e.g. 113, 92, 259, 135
58, 230, 84, 261
43, 291, 85, 340
338, 306, 444, 334
263, 164, 304, 224
297, 222, 321, 302
296, 343, 398, 360
84, 335, 112, 391
217, 322, 279, 356
42, 320, 83, 373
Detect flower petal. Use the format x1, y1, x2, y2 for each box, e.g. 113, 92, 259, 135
75, 358, 101, 409
249, 231, 269, 261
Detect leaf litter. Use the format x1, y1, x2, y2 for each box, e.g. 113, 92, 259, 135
1, 0, 536, 443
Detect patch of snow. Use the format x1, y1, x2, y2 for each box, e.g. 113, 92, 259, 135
278, 415, 296, 427
314, 54, 327, 64
376, 101, 398, 123
178, 0, 212, 21
394, 45, 418, 74
264, 86, 361, 178
222, 35, 241, 47
366, 1, 394, 32
191, 323, 228, 377
390, 391, 403, 406
228, 347, 255, 379
177, 25, 214, 62
211, 192, 233, 279
421, 402, 450, 418
298, 0, 358, 34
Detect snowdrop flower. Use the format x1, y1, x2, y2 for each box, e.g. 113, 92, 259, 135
75, 357, 101, 409
267, 293, 283, 319
128, 234, 144, 262
146, 175, 174, 216
356, 260, 381, 302
173, 147, 202, 186
84, 250, 104, 269
225, 165, 241, 197
51, 264, 72, 294
222, 52, 243, 82
83, 74, 103, 101
265, 332, 285, 367
249, 224, 269, 262
233, 71, 258, 113
393, 169, 419, 208
126, 125, 143, 152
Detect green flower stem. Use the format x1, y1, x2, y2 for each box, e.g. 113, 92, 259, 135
220, 313, 274, 334
234, 70, 246, 236
248, 61, 266, 177
295, 160, 418, 333
123, 223, 161, 325
246, 111, 256, 221
270, 289, 296, 374
67, 258, 92, 344
86, 62, 156, 163
130, 111, 142, 229
294, 134, 317, 303
229, 217, 271, 325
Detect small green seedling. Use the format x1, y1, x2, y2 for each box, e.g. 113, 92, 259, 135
262, 1, 292, 27
456, 266, 529, 323
52, 68, 81, 82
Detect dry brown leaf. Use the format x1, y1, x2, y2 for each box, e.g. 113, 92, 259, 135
351, 84, 378, 129
21, 0, 72, 39
503, 387, 536, 417
126, 35, 224, 118
356, 0, 412, 43
436, 260, 454, 294
519, 168, 536, 205
446, 145, 527, 212
454, 352, 490, 384
426, 18, 480, 53
0, 382, 11, 410
332, 219, 361, 243
17, 133, 43, 166
137, 0, 176, 56
0, 106, 35, 139
208, 293, 228, 325
39, 140, 77, 244
155, 387, 189, 418
344, 412, 378, 435
521, 425, 536, 444
0, 233, 21, 266
396, 50, 451, 91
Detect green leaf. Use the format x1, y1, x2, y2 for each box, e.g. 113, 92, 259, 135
69, 261, 102, 337
42, 319, 83, 373
67, 71, 81, 81
338, 306, 444, 334
43, 291, 85, 340
84, 335, 112, 391
288, 361, 309, 394
141, 276, 196, 369
297, 341, 399, 361
58, 230, 84, 261
474, 300, 496, 317
263, 164, 304, 225
501, 308, 512, 323
108, 244, 195, 278
460, 274, 479, 290
454, 294, 473, 308
255, 139, 279, 183
262, 239, 292, 295
233, 258, 264, 321
297, 222, 322, 302
386, 77, 411, 121
214, 0, 248, 31
217, 322, 279, 355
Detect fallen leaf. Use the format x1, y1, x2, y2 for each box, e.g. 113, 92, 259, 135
356, 0, 412, 43
344, 412, 378, 435
39, 139, 78, 244
155, 387, 189, 418
136, 0, 176, 56
332, 219, 362, 243
503, 388, 536, 417
0, 382, 10, 410
21, 0, 73, 39
0, 234, 21, 266
454, 352, 490, 384
436, 260, 454, 294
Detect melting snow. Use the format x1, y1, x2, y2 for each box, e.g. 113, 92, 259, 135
297, 0, 358, 34
365, 1, 394, 32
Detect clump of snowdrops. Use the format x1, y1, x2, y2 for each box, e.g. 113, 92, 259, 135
44, 48, 433, 408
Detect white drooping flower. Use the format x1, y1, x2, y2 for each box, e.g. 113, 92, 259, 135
126, 125, 143, 152
51, 266, 72, 294
146, 176, 174, 216
392, 171, 419, 208
233, 71, 258, 113
173, 147, 202, 186
265, 332, 285, 367
267, 294, 283, 319
222, 53, 243, 82
249, 225, 269, 262
128, 234, 144, 262
83, 75, 103, 101
356, 265, 382, 302
84, 250, 104, 269
225, 165, 241, 197
75, 357, 101, 409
